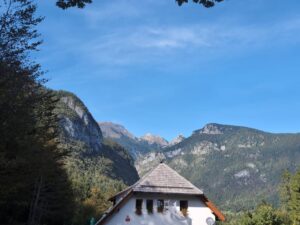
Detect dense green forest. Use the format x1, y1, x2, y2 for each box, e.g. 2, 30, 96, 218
0, 1, 137, 224
224, 169, 300, 225
0, 0, 74, 223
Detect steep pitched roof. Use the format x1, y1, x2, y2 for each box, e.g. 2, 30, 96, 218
133, 163, 203, 195
99, 163, 225, 225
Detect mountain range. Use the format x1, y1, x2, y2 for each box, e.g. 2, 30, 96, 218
99, 121, 300, 211
99, 122, 185, 158
55, 90, 300, 212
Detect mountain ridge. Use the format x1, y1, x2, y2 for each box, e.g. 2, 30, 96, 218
53, 89, 300, 213
99, 121, 185, 158
133, 122, 300, 211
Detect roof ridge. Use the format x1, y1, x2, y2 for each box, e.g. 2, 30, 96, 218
159, 163, 203, 192
132, 162, 162, 187
133, 163, 203, 195
109, 163, 203, 201
108, 162, 163, 201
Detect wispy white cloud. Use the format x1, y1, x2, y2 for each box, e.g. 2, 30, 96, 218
39, 7, 300, 71
71, 16, 300, 67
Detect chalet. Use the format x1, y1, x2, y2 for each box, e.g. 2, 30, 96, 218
96, 163, 225, 225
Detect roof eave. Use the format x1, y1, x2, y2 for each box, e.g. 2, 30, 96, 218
199, 195, 226, 222
96, 190, 134, 225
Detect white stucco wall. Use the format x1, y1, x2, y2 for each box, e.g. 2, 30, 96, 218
103, 193, 215, 225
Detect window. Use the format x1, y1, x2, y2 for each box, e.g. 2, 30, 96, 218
146, 199, 153, 214
135, 199, 143, 215
180, 200, 188, 217
157, 199, 164, 213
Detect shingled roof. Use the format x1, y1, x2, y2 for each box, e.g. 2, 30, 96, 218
100, 163, 226, 224
133, 163, 203, 195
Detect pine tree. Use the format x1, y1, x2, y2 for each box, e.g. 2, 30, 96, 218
279, 170, 292, 211
0, 1, 75, 224
289, 169, 300, 225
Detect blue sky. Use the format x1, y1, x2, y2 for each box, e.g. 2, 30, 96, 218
36, 0, 300, 140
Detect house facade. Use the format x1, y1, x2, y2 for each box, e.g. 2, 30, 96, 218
96, 163, 225, 225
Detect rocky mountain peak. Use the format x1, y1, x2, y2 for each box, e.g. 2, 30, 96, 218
99, 122, 136, 140
169, 134, 185, 146
197, 123, 224, 135
139, 133, 169, 147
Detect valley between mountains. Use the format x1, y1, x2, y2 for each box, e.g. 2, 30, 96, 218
56, 90, 300, 213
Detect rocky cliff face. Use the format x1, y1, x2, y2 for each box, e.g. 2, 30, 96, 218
58, 93, 103, 153
135, 123, 300, 211
54, 91, 139, 185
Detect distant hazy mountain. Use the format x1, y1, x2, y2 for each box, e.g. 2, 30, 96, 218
135, 123, 300, 211
140, 133, 169, 147
99, 122, 183, 158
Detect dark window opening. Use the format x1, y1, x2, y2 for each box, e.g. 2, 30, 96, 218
146, 199, 153, 214
157, 199, 164, 213
135, 199, 143, 215
180, 200, 188, 217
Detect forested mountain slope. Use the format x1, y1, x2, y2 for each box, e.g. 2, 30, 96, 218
135, 123, 300, 211
53, 91, 139, 224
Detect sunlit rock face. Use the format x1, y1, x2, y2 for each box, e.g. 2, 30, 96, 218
57, 92, 103, 153
197, 123, 223, 135
99, 122, 171, 159
139, 133, 169, 147
169, 134, 185, 146
100, 122, 135, 140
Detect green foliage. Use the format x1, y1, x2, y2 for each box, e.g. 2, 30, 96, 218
279, 170, 292, 211
56, 0, 92, 9
0, 1, 75, 224
280, 169, 300, 225
289, 170, 300, 225
53, 90, 139, 224
176, 0, 224, 8
225, 203, 290, 225
225, 169, 300, 225
54, 0, 224, 9
61, 140, 130, 225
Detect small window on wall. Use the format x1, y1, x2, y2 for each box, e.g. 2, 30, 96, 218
135, 199, 143, 215
180, 200, 188, 217
146, 200, 153, 214
157, 199, 164, 213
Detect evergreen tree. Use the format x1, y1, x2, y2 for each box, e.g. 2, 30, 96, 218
289, 169, 300, 225
279, 170, 292, 211
224, 203, 289, 225
0, 1, 75, 224
54, 0, 223, 9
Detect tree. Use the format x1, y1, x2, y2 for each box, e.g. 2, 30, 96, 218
289, 170, 300, 225
56, 0, 92, 9
0, 0, 75, 224
225, 203, 289, 225
279, 170, 292, 211
176, 0, 224, 8
54, 0, 223, 9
